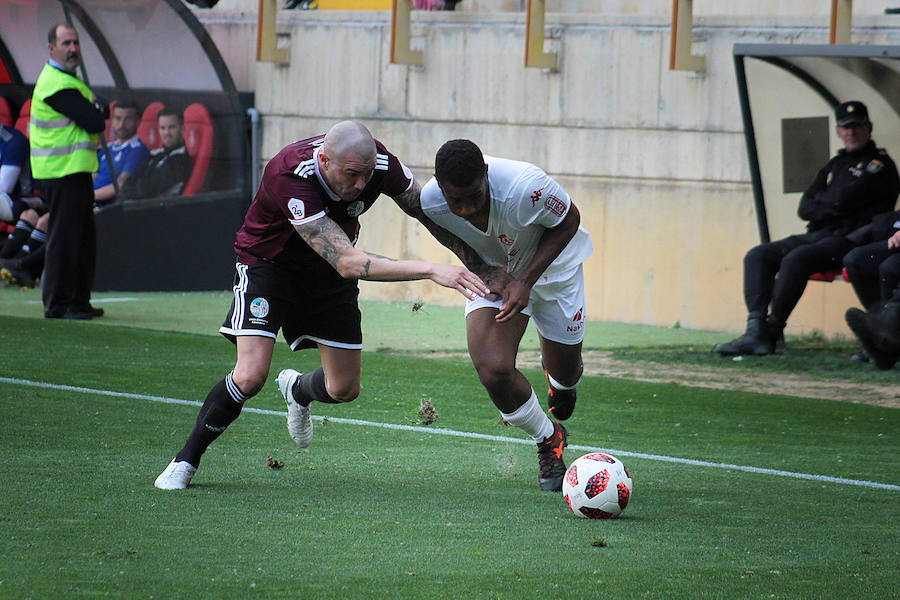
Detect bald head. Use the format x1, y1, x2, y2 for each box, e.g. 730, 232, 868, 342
322, 121, 376, 163
318, 121, 378, 202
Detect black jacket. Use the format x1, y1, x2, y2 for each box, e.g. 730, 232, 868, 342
798, 140, 900, 236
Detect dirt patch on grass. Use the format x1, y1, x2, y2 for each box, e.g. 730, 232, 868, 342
414, 350, 900, 409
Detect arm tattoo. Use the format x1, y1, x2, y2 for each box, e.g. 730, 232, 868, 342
392, 181, 424, 219
392, 181, 494, 275
294, 216, 353, 270
363, 251, 397, 263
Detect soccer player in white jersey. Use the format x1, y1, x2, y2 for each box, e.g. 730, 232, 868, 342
420, 139, 594, 491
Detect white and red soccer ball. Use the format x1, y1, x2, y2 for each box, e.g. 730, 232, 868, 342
562, 452, 633, 519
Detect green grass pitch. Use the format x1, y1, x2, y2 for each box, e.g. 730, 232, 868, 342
0, 289, 897, 598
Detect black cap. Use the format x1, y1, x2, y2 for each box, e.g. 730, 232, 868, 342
836, 101, 869, 126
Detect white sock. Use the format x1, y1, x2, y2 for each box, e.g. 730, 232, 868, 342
501, 389, 554, 442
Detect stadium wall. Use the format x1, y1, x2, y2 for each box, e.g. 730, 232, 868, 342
196, 6, 900, 336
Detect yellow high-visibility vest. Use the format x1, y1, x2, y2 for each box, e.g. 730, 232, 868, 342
30, 63, 99, 179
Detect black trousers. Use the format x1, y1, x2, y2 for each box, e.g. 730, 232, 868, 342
843, 242, 900, 310
743, 230, 853, 324
39, 173, 96, 317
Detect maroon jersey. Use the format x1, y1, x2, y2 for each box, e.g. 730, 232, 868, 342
234, 135, 413, 268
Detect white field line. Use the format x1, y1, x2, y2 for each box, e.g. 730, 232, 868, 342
2, 376, 898, 492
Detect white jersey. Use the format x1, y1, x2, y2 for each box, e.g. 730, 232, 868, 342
421, 155, 593, 281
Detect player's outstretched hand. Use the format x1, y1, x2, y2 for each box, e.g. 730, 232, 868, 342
495, 278, 532, 322
430, 264, 490, 300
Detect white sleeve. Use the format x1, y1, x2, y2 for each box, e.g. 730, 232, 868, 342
513, 168, 571, 229
0, 164, 22, 195
419, 176, 447, 217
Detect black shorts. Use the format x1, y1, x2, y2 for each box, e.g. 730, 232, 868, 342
219, 260, 362, 350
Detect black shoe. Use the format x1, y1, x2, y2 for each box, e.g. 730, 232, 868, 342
536, 422, 568, 491
76, 305, 104, 317
850, 349, 870, 363
714, 314, 775, 356
0, 257, 23, 270
845, 308, 898, 370
62, 308, 94, 320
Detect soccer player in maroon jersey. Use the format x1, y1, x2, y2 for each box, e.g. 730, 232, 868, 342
155, 121, 488, 489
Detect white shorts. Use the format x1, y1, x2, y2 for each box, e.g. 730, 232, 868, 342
464, 264, 586, 345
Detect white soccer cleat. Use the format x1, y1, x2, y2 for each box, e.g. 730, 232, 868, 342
154, 459, 197, 490
277, 369, 313, 448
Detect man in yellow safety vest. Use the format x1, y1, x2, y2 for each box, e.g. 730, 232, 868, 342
30, 23, 108, 319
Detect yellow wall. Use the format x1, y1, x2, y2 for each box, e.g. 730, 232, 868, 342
197, 8, 900, 337
318, 0, 391, 9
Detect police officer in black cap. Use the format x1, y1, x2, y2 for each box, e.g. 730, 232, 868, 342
716, 100, 900, 356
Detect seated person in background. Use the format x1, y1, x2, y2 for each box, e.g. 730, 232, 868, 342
715, 101, 900, 356
0, 121, 33, 224
843, 210, 900, 313
0, 208, 48, 289
124, 108, 192, 198
841, 211, 900, 362
846, 277, 900, 370
93, 99, 149, 207
1, 121, 47, 286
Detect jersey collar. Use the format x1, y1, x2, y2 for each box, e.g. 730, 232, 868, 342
312, 146, 342, 202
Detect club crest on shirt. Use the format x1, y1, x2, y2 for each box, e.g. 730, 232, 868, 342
346, 201, 365, 217
544, 194, 566, 217
498, 234, 514, 246
250, 297, 270, 319
866, 159, 884, 174
287, 198, 305, 220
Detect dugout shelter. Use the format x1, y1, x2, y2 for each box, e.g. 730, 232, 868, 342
0, 0, 251, 290
734, 44, 900, 250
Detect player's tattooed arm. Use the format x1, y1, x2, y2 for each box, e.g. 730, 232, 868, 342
294, 211, 488, 298
392, 182, 508, 298
293, 215, 356, 273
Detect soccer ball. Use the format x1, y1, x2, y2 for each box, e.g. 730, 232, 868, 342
562, 452, 633, 519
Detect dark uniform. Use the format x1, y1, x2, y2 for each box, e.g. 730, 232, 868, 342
717, 100, 900, 357
843, 210, 900, 311
125, 142, 192, 198
220, 134, 412, 350
742, 140, 900, 326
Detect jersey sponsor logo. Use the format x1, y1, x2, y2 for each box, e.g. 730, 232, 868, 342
346, 200, 365, 217
866, 159, 884, 174
287, 198, 306, 220
573, 307, 583, 321
498, 234, 514, 246
530, 189, 542, 206
250, 297, 270, 319
545, 194, 566, 217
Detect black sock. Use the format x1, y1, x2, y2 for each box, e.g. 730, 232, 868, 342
1, 221, 32, 258
20, 245, 44, 277
22, 228, 47, 255
294, 367, 343, 405
175, 372, 251, 467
